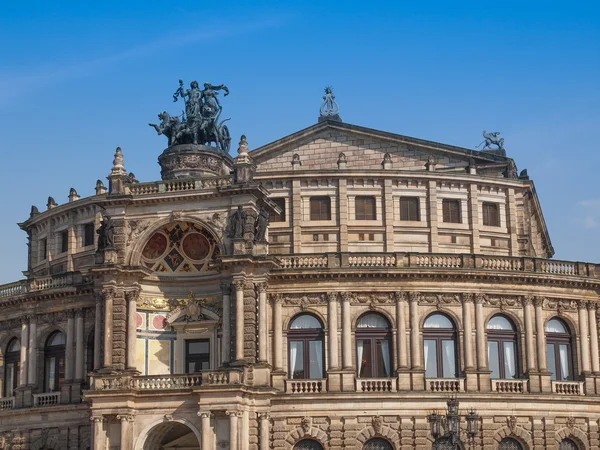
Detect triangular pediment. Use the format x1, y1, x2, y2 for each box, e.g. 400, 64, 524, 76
251, 121, 509, 174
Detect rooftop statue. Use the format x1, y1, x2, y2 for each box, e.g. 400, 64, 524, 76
318, 86, 342, 122
149, 79, 232, 153
476, 130, 505, 150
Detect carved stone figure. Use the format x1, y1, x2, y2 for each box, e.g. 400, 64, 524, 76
149, 112, 185, 146
319, 86, 341, 122
227, 206, 247, 239
97, 214, 115, 251
476, 130, 505, 150
254, 208, 269, 242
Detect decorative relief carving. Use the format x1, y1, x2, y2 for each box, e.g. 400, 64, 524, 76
408, 292, 422, 303
507, 415, 517, 433
566, 416, 576, 429
418, 293, 461, 308
485, 295, 520, 310
394, 291, 407, 302
372, 416, 383, 434
462, 293, 474, 304
327, 292, 338, 303
136, 295, 221, 314
351, 292, 394, 305
521, 295, 533, 307
543, 298, 578, 314
533, 296, 544, 307
126, 219, 151, 246
283, 294, 326, 309
269, 293, 283, 304
475, 293, 487, 304
301, 416, 311, 433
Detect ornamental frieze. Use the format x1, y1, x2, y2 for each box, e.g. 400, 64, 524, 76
283, 294, 326, 308
137, 294, 221, 314
126, 219, 151, 246
351, 292, 394, 305
485, 295, 521, 310
543, 298, 579, 314
418, 293, 461, 308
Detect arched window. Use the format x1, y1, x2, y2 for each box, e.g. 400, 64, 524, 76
356, 313, 392, 378
546, 318, 573, 381
559, 438, 579, 450
4, 338, 20, 397
44, 331, 66, 392
288, 314, 324, 379
364, 438, 393, 450
294, 439, 324, 450
487, 315, 518, 379
499, 437, 524, 450
424, 313, 458, 378
433, 437, 462, 450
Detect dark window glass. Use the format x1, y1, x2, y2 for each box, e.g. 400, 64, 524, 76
41, 238, 48, 260
546, 318, 573, 381
86, 330, 95, 384
400, 197, 420, 221
83, 223, 95, 247
423, 314, 458, 378
309, 197, 331, 221
186, 339, 210, 373
356, 313, 392, 378
270, 198, 286, 223
442, 199, 461, 223
4, 338, 20, 397
294, 440, 324, 450
499, 438, 524, 450
355, 196, 376, 220
483, 202, 500, 227
487, 315, 519, 379
559, 438, 579, 450
44, 331, 66, 392
60, 230, 69, 253
288, 314, 324, 379
433, 437, 462, 450
364, 438, 393, 450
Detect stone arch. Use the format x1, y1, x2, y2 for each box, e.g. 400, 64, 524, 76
283, 309, 327, 331
544, 314, 578, 337
420, 307, 463, 331
127, 216, 224, 267
355, 426, 399, 449
484, 310, 524, 336
30, 437, 60, 450
284, 427, 329, 450
351, 307, 395, 332
555, 427, 589, 450
36, 325, 67, 350
134, 417, 202, 450
493, 426, 533, 450
166, 305, 221, 324
0, 333, 21, 358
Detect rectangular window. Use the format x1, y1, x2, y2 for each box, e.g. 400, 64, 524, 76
482, 202, 500, 227
355, 196, 376, 220
488, 341, 500, 379
442, 199, 461, 223
60, 230, 68, 253
441, 340, 456, 378
400, 197, 420, 221
270, 198, 286, 223
185, 339, 210, 373
83, 223, 95, 247
424, 339, 438, 378
309, 196, 331, 221
289, 341, 305, 379
547, 343, 556, 381
308, 340, 324, 379
40, 238, 48, 260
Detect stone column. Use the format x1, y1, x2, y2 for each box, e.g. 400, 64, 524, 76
534, 297, 547, 371
103, 289, 115, 369
462, 294, 474, 370
395, 292, 408, 369
327, 292, 339, 370
233, 281, 245, 362
468, 183, 481, 253
117, 415, 133, 450
19, 318, 28, 386
27, 316, 37, 386
221, 282, 231, 364
94, 294, 102, 370
227, 411, 241, 450
257, 283, 268, 363
475, 294, 487, 370
91, 416, 105, 450
258, 413, 270, 450
579, 301, 591, 374
126, 290, 139, 371
75, 309, 84, 380
65, 310, 75, 381
341, 292, 352, 369
200, 412, 212, 450
409, 292, 421, 369
523, 296, 536, 373
427, 181, 439, 252
588, 303, 600, 374
272, 295, 283, 371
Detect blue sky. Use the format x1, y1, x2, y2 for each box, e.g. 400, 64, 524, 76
0, 1, 598, 283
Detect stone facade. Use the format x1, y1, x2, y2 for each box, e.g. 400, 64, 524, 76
0, 120, 597, 450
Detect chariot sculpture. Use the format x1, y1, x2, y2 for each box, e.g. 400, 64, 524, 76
150, 79, 232, 153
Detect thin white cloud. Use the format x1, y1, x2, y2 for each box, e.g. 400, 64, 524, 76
578, 199, 600, 229
579, 199, 600, 208
0, 16, 287, 108
582, 217, 598, 229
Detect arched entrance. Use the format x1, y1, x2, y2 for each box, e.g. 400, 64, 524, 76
140, 421, 200, 450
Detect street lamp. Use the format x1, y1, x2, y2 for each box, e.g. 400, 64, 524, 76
427, 398, 479, 450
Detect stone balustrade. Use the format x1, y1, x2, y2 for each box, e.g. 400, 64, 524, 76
274, 252, 598, 278
0, 272, 90, 299
285, 379, 325, 394
201, 369, 244, 385
356, 378, 396, 392
128, 176, 232, 196
427, 378, 465, 393
33, 392, 60, 407
491, 379, 528, 393
552, 380, 585, 395
0, 397, 15, 410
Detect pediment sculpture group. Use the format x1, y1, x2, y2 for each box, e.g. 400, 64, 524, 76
227, 206, 269, 242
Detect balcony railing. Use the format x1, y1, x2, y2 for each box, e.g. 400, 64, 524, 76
285, 379, 325, 394
552, 380, 584, 395
0, 397, 15, 410
128, 176, 232, 196
427, 378, 465, 393
356, 378, 396, 392
33, 392, 60, 407
274, 252, 598, 278
0, 272, 90, 299
491, 379, 528, 393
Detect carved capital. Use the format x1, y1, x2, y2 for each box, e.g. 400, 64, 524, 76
232, 280, 245, 292
521, 295, 533, 307
475, 293, 486, 305
256, 282, 268, 293
408, 292, 421, 303
220, 281, 232, 295
462, 293, 474, 304
90, 416, 105, 424
226, 410, 243, 418
257, 412, 270, 420
586, 301, 597, 312
533, 296, 544, 307
65, 309, 75, 319
22, 315, 32, 325
125, 288, 141, 303
102, 287, 117, 301
341, 292, 353, 303
117, 414, 135, 422
198, 412, 213, 419
394, 291, 407, 302
577, 300, 588, 310
75, 308, 84, 319
327, 292, 338, 303
269, 293, 283, 304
